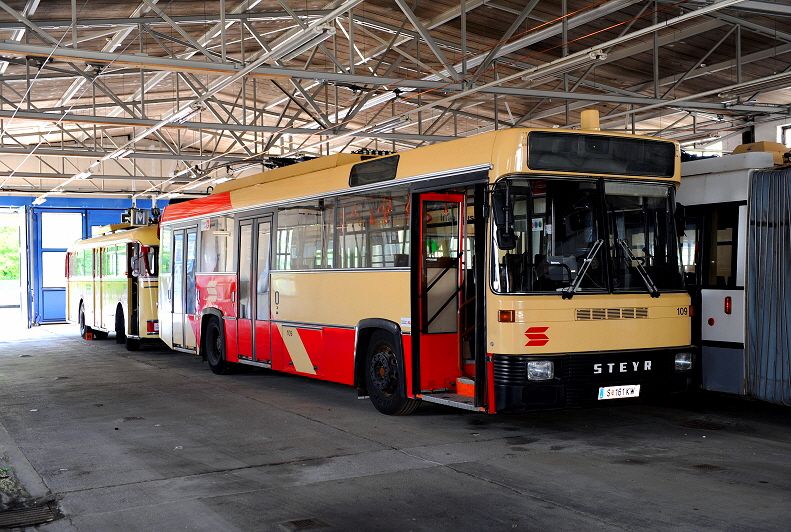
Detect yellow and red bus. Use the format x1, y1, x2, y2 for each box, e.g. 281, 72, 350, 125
159, 112, 694, 414
66, 222, 159, 351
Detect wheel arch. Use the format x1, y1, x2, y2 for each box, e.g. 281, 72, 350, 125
199, 308, 224, 360
355, 319, 404, 396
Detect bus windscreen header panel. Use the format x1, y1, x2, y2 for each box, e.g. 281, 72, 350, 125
527, 132, 676, 178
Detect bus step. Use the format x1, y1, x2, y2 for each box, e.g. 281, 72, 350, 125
456, 377, 475, 397
419, 392, 482, 411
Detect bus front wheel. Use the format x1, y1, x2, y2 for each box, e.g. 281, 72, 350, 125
204, 317, 235, 375
115, 307, 126, 345
365, 331, 420, 416
79, 303, 91, 339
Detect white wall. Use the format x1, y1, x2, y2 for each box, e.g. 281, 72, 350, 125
722, 116, 791, 152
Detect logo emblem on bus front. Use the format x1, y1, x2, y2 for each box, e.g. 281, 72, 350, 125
525, 327, 549, 346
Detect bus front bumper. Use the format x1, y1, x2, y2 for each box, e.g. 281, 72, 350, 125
493, 348, 696, 411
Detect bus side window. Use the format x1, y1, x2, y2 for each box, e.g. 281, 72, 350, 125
705, 205, 738, 288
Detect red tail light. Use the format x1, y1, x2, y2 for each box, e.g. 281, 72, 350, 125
724, 296, 732, 315
689, 305, 695, 317
147, 320, 159, 334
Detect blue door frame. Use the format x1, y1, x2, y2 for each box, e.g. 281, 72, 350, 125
0, 197, 165, 326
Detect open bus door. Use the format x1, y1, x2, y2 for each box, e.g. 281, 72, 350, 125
414, 193, 481, 408
171, 226, 198, 350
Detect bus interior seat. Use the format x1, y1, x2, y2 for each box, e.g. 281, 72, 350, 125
546, 255, 577, 282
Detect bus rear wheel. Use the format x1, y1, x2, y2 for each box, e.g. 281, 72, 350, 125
204, 317, 235, 375
365, 331, 419, 416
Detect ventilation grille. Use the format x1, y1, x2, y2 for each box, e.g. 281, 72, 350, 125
576, 307, 649, 320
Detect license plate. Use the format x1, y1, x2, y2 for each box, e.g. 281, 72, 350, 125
598, 384, 640, 400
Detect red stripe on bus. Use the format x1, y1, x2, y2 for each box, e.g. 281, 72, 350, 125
160, 192, 234, 223
487, 355, 497, 414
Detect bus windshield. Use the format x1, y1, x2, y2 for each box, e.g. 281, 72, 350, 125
492, 177, 684, 295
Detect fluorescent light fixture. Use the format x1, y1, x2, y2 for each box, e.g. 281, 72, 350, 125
522, 49, 607, 83
170, 104, 204, 125
109, 148, 133, 160
74, 171, 92, 180
270, 24, 336, 62
366, 116, 411, 134
213, 176, 233, 184
32, 196, 46, 205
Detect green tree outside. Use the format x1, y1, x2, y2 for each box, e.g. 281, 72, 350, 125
0, 226, 20, 280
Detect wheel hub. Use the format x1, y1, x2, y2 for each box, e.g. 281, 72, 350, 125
370, 349, 397, 395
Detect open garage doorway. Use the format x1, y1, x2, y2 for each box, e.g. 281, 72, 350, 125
0, 208, 23, 315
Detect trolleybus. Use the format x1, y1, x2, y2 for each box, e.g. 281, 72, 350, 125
678, 142, 791, 405
159, 111, 694, 414
66, 216, 160, 351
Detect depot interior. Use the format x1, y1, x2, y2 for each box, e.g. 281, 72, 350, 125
0, 1, 789, 366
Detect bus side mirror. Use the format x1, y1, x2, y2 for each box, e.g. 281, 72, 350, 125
675, 203, 686, 237
491, 189, 516, 250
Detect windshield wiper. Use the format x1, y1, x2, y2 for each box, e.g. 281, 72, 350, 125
562, 239, 604, 300
617, 239, 660, 298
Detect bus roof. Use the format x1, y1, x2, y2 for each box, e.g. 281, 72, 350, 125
162, 128, 679, 224
67, 224, 159, 251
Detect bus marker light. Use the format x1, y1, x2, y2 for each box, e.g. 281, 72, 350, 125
498, 310, 515, 322
147, 320, 159, 334
707, 318, 715, 326
724, 296, 732, 315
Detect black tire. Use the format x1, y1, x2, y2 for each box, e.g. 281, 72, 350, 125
365, 331, 420, 415
115, 307, 126, 344
204, 317, 235, 375
78, 303, 91, 339
125, 337, 141, 351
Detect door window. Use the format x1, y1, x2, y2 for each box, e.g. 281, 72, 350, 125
239, 223, 252, 320
256, 221, 271, 321
185, 230, 197, 314
173, 232, 184, 313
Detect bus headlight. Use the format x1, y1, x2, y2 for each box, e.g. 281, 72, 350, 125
527, 360, 554, 380
675, 352, 693, 372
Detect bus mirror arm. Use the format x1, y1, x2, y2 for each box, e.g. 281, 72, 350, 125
562, 239, 604, 300
675, 203, 686, 238
491, 185, 516, 250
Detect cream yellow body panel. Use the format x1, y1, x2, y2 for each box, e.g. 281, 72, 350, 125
68, 224, 159, 251
271, 271, 410, 328
215, 153, 367, 194
487, 293, 691, 354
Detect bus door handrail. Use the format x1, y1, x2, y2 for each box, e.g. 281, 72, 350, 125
422, 253, 463, 332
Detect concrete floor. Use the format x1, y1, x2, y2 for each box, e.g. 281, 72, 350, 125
1, 308, 790, 531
